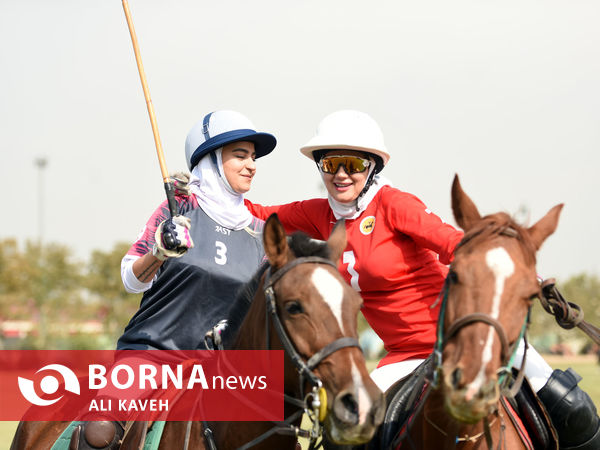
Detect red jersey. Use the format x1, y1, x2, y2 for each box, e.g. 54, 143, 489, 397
246, 185, 463, 366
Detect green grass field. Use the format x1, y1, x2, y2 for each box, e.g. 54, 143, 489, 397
0, 422, 17, 449
544, 355, 600, 408
1, 356, 598, 449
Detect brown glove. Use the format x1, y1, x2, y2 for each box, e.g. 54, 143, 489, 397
171, 172, 191, 197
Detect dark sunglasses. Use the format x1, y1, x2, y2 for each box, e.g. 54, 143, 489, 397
318, 155, 372, 174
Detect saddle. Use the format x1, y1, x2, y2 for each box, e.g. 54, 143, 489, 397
65, 358, 203, 450
508, 373, 558, 450
376, 359, 559, 450
377, 357, 432, 449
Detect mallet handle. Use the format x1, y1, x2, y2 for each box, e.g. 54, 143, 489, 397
122, 0, 177, 217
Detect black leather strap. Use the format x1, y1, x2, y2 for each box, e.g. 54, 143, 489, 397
306, 337, 360, 370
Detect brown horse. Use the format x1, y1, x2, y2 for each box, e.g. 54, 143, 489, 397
375, 175, 563, 450
11, 214, 384, 450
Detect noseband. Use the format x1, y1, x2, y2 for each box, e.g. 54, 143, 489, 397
443, 313, 510, 362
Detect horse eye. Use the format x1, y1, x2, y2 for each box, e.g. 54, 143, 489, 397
285, 301, 304, 315
447, 269, 459, 285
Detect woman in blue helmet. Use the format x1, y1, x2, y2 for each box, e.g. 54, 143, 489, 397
118, 110, 276, 351
69, 111, 278, 450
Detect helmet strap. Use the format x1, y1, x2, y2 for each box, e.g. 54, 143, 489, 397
355, 170, 377, 211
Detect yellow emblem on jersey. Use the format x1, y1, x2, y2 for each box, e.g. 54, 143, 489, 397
360, 216, 376, 235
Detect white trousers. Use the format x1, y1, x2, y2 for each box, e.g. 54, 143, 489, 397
370, 340, 553, 393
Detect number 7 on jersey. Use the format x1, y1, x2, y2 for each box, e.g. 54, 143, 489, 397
343, 251, 361, 291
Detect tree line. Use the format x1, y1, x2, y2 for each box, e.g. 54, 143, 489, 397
0, 238, 598, 352
0, 239, 141, 349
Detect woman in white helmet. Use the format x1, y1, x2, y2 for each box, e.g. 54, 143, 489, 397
245, 110, 600, 450
247, 110, 462, 385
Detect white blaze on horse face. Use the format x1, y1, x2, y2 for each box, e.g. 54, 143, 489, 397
311, 267, 375, 425
465, 247, 514, 400
351, 354, 375, 425
311, 267, 345, 334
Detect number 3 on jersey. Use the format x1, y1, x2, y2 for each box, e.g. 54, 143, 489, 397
343, 251, 361, 291
215, 241, 227, 265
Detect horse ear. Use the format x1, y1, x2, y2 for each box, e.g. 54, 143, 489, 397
526, 204, 563, 250
327, 219, 347, 264
451, 174, 482, 232
263, 213, 290, 269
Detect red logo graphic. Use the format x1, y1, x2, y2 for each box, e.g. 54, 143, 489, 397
18, 364, 80, 406
0, 350, 284, 421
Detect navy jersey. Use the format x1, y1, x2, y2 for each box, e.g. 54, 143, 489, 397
118, 198, 265, 350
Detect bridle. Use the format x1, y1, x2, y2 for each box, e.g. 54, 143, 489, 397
264, 256, 362, 395
204, 256, 361, 450
427, 227, 532, 449
432, 227, 531, 397
261, 256, 361, 447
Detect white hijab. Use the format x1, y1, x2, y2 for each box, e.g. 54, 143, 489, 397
326, 169, 393, 220
188, 148, 252, 230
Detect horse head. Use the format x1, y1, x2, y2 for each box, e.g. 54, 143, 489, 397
262, 214, 385, 445
439, 175, 563, 423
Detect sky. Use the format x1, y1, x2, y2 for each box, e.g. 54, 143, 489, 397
1, 0, 599, 281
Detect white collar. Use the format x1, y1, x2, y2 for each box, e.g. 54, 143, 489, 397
326, 173, 392, 220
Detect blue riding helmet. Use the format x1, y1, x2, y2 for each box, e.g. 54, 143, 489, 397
185, 110, 277, 170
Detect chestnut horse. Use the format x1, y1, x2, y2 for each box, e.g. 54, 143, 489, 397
373, 175, 563, 450
11, 214, 384, 450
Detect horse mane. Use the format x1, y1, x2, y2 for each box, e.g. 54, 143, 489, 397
220, 231, 331, 348
457, 212, 537, 265
288, 231, 332, 259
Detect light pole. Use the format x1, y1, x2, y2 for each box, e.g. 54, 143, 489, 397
34, 157, 48, 246
33, 157, 49, 347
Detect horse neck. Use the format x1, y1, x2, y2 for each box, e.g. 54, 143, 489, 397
230, 285, 268, 351
214, 281, 302, 450
414, 387, 522, 449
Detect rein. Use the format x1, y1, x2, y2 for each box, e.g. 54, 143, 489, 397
539, 278, 600, 346
204, 256, 361, 450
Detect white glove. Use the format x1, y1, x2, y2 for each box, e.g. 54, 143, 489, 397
152, 215, 194, 261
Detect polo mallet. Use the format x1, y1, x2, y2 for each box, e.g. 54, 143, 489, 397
122, 0, 178, 249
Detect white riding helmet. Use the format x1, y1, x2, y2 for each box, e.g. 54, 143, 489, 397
300, 110, 390, 172
185, 110, 277, 170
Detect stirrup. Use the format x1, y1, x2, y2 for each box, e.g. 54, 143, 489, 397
69, 420, 125, 450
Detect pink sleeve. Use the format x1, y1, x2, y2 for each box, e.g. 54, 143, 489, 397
127, 201, 171, 257
382, 188, 463, 264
